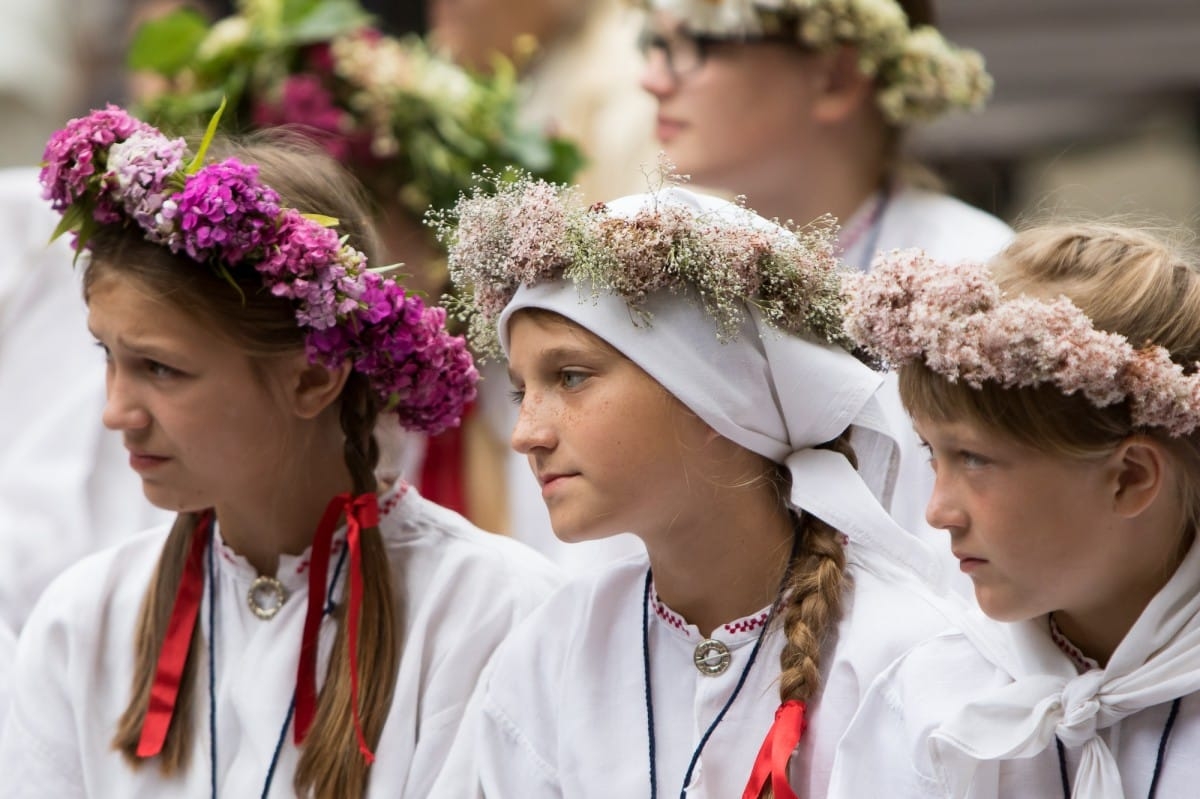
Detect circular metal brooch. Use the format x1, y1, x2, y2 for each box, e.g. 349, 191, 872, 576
693, 638, 732, 676
247, 575, 288, 621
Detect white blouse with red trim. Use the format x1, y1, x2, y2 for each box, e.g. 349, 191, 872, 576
0, 484, 561, 798
432, 542, 954, 799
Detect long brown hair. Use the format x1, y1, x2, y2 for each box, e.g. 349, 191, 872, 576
99, 133, 400, 797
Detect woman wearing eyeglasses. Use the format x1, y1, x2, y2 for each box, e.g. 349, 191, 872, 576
638, 0, 1014, 560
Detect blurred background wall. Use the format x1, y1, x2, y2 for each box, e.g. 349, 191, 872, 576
916, 0, 1200, 232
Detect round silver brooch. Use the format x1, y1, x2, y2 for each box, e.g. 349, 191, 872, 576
247, 575, 288, 621
693, 638, 732, 676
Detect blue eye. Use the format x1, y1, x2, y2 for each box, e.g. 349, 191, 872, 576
146, 360, 180, 378
560, 371, 587, 389
960, 450, 989, 468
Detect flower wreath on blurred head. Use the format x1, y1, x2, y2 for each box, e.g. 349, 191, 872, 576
642, 0, 993, 124
129, 0, 585, 272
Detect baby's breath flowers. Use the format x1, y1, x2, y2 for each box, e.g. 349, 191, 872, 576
843, 249, 1200, 437
428, 169, 855, 358
643, 0, 992, 124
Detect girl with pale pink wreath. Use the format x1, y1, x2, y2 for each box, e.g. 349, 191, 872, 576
831, 224, 1200, 798
0, 106, 559, 798
427, 173, 959, 798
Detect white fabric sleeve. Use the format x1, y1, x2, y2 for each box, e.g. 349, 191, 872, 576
0, 582, 87, 798
0, 621, 13, 734
476, 683, 563, 799
826, 658, 946, 799
426, 606, 564, 799
397, 529, 561, 796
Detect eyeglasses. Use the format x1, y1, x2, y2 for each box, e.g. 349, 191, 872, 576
637, 29, 728, 81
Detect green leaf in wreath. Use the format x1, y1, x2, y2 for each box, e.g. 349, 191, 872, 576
48, 202, 89, 244
128, 9, 211, 76
186, 96, 229, 174
282, 0, 372, 45
300, 213, 340, 227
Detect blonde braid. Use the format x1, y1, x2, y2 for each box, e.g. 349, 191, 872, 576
761, 432, 856, 799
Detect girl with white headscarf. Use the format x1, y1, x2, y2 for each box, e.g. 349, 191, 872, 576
831, 224, 1200, 798
426, 175, 960, 798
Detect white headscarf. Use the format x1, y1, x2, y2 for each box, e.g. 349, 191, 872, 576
929, 539, 1200, 799
497, 187, 945, 587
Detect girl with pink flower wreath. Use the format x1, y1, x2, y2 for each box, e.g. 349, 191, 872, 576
830, 224, 1200, 798
0, 106, 560, 798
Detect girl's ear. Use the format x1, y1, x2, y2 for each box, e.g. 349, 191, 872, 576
290, 356, 353, 420
1110, 436, 1169, 518
811, 45, 876, 125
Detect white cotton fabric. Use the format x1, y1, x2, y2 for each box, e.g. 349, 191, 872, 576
0, 620, 14, 733
431, 547, 956, 799
0, 485, 561, 798
828, 541, 1200, 799
0, 167, 173, 633
841, 185, 1014, 595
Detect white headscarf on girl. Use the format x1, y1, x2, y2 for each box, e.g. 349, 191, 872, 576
497, 187, 947, 590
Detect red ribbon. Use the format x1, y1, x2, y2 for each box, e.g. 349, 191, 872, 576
136, 511, 213, 758
294, 492, 379, 764
741, 700, 807, 799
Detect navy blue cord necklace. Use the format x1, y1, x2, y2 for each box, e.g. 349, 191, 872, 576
642, 534, 799, 798
206, 526, 349, 799
1054, 696, 1182, 799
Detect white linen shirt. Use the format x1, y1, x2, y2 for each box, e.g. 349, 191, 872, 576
0, 620, 13, 733
0, 484, 561, 798
433, 544, 956, 799
828, 629, 1200, 798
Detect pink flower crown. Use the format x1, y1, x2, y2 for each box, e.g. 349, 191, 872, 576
40, 104, 477, 435
843, 248, 1200, 437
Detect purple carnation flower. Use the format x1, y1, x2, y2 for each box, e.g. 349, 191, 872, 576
164, 159, 282, 264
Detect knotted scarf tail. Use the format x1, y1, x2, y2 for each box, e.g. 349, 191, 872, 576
293, 492, 379, 766
742, 700, 807, 799
136, 511, 213, 758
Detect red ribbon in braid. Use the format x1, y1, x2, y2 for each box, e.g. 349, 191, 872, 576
294, 491, 379, 763
741, 699, 807, 799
